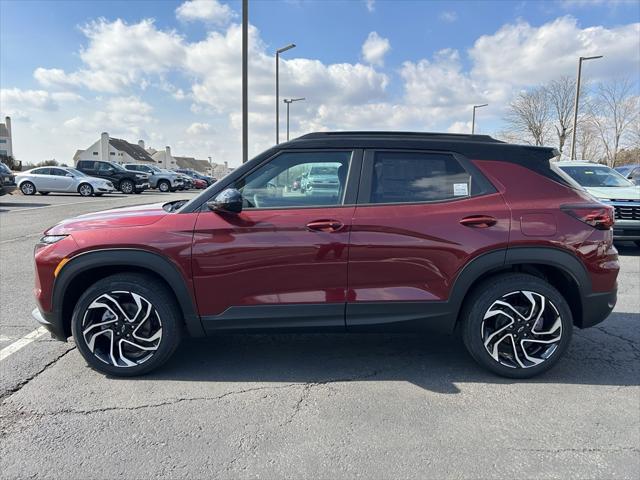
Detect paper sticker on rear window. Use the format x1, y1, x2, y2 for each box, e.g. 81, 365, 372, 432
453, 183, 469, 196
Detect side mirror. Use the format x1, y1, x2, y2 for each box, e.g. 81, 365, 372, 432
207, 188, 243, 214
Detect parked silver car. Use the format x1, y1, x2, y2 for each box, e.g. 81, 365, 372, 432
16, 166, 115, 197
123, 163, 184, 192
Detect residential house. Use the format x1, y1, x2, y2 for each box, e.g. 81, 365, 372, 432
0, 116, 13, 158
74, 132, 155, 165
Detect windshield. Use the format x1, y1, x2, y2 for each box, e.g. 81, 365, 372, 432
0, 163, 11, 174
559, 165, 634, 188
109, 162, 127, 172
67, 168, 86, 177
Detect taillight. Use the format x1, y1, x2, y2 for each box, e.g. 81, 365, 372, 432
561, 203, 615, 230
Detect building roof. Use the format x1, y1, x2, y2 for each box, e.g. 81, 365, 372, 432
109, 138, 155, 163
0, 124, 9, 137
174, 156, 210, 173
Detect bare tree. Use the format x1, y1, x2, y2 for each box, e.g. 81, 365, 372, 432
575, 119, 602, 162
544, 76, 576, 155
589, 78, 639, 167
504, 87, 551, 146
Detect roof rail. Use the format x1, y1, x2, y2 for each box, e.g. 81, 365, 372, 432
296, 131, 502, 143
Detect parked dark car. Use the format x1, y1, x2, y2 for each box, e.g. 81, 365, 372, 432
76, 160, 149, 194
0, 162, 17, 196
176, 168, 214, 186
33, 131, 619, 378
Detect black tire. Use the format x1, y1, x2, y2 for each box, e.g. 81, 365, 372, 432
78, 183, 94, 197
71, 273, 182, 376
134, 190, 142, 194
120, 179, 134, 194
157, 180, 170, 193
20, 181, 36, 195
39, 191, 50, 195
460, 273, 573, 379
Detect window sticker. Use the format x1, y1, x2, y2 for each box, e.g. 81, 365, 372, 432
453, 183, 469, 196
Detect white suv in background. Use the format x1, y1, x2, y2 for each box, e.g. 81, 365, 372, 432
124, 164, 184, 192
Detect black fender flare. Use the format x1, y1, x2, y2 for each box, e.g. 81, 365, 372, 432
448, 246, 590, 324
54, 248, 204, 337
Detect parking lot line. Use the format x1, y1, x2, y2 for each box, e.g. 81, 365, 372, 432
0, 327, 49, 361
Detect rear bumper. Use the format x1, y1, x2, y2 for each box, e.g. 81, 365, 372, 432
32, 307, 67, 341
579, 287, 617, 329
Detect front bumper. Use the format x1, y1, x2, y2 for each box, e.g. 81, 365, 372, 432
612, 220, 640, 241
32, 307, 67, 341
135, 182, 150, 191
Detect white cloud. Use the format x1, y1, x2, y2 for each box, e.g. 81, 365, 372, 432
361, 32, 391, 67
470, 17, 640, 88
35, 19, 185, 92
186, 122, 212, 135
447, 121, 472, 134
365, 0, 375, 13
439, 11, 458, 22
176, 0, 234, 25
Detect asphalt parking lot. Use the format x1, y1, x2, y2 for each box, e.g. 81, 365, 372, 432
0, 191, 638, 479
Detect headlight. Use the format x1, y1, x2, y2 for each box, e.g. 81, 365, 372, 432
37, 235, 68, 246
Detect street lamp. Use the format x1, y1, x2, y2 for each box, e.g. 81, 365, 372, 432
276, 43, 296, 145
242, 0, 248, 163
283, 97, 305, 141
570, 55, 603, 160
471, 104, 488, 134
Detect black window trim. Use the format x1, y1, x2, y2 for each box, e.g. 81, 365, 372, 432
196, 148, 364, 212
355, 148, 497, 207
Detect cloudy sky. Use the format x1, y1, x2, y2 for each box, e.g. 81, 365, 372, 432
1, 0, 638, 166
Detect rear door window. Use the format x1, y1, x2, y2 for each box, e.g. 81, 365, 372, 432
366, 151, 472, 204
32, 168, 51, 175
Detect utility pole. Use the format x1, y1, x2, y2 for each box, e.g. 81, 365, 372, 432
275, 44, 296, 144
242, 0, 248, 163
569, 55, 603, 160
471, 104, 488, 134
283, 97, 305, 141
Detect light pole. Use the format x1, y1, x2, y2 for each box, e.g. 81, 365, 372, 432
242, 0, 248, 163
283, 97, 305, 141
275, 43, 296, 145
471, 104, 488, 134
570, 55, 603, 160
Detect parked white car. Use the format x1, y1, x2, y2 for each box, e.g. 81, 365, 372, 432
557, 161, 640, 245
16, 166, 115, 197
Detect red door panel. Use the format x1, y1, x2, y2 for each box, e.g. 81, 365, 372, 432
347, 193, 510, 303
192, 206, 355, 316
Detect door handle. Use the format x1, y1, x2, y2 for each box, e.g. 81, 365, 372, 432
306, 220, 344, 232
460, 215, 497, 228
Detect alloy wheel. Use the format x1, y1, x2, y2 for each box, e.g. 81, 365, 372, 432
481, 290, 562, 369
81, 291, 163, 367
158, 181, 170, 192
120, 181, 134, 194
21, 182, 35, 195
79, 184, 93, 196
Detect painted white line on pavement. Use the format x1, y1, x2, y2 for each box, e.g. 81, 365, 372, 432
0, 327, 49, 361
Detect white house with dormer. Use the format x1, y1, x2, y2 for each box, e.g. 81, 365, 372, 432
0, 116, 13, 158
73, 132, 156, 165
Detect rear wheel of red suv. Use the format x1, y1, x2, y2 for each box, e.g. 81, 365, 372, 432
461, 273, 573, 379
71, 273, 182, 376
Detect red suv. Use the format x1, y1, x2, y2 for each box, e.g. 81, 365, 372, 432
32, 132, 619, 378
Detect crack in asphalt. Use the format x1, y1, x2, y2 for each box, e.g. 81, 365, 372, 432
593, 327, 640, 355
0, 346, 76, 403
514, 446, 639, 454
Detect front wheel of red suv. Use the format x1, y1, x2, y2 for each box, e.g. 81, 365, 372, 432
71, 273, 182, 376
460, 273, 573, 379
